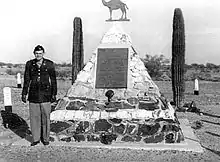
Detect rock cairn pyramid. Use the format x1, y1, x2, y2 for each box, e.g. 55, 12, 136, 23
66, 22, 160, 100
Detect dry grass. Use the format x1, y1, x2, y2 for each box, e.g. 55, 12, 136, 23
0, 76, 220, 161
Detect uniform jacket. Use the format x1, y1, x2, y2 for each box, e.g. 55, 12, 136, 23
22, 58, 57, 103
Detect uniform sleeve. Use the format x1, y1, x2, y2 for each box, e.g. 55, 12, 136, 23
22, 61, 31, 96
50, 62, 57, 96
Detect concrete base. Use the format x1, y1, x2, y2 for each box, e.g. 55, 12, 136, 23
11, 119, 203, 153
4, 106, 12, 113
17, 84, 22, 88
194, 90, 199, 95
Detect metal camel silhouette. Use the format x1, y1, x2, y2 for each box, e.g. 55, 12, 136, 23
102, 0, 129, 20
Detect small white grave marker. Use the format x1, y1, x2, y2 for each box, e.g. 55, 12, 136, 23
17, 73, 22, 88
3, 87, 12, 112
194, 79, 199, 95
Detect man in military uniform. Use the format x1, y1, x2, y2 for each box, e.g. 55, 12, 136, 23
21, 45, 57, 146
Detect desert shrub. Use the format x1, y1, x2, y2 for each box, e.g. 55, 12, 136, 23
6, 68, 24, 75
56, 68, 72, 79
210, 76, 220, 82
190, 63, 199, 70
206, 63, 218, 70
13, 64, 23, 68
55, 62, 72, 67
7, 65, 12, 68
0, 62, 6, 66
197, 72, 211, 81
142, 54, 169, 80
158, 73, 171, 81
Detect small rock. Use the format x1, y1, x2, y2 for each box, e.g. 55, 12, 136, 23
165, 133, 175, 143
100, 133, 117, 145
73, 134, 85, 142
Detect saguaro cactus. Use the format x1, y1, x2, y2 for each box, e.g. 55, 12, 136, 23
72, 17, 84, 84
171, 8, 185, 109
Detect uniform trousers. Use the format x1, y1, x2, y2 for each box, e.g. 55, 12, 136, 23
29, 102, 51, 143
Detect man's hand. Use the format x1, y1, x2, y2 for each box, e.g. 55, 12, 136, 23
21, 95, 27, 103
51, 95, 56, 103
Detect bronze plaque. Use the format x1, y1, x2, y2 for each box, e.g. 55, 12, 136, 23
95, 48, 128, 88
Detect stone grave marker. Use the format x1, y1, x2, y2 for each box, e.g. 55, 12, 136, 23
17, 73, 22, 88
3, 87, 12, 112
194, 79, 199, 95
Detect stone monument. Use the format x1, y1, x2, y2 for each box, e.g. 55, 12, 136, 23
49, 6, 184, 145
3, 87, 12, 113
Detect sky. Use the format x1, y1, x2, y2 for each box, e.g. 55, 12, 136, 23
0, 0, 220, 65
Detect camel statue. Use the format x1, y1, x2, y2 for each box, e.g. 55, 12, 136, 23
102, 0, 129, 20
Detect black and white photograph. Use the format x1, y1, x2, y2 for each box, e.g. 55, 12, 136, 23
0, 0, 220, 161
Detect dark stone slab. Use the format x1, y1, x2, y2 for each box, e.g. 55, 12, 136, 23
162, 124, 180, 132
105, 108, 119, 112
94, 119, 112, 132
83, 101, 102, 111
139, 101, 160, 110
87, 134, 100, 142
122, 102, 135, 109
113, 123, 126, 135
60, 137, 71, 142
121, 135, 142, 142
121, 135, 135, 142
66, 101, 85, 110
137, 123, 160, 136
155, 118, 176, 123
104, 103, 119, 112
108, 118, 122, 124
105, 101, 135, 110
76, 122, 85, 134
131, 119, 140, 123
105, 102, 122, 109
50, 121, 71, 134
95, 48, 128, 88
165, 133, 175, 143
100, 133, 117, 145
73, 134, 85, 142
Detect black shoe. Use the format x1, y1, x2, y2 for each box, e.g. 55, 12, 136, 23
42, 141, 49, 146
31, 141, 40, 146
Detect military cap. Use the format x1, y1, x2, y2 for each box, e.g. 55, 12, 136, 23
33, 45, 45, 53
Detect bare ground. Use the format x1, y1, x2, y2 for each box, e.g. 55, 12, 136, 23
0, 76, 220, 162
